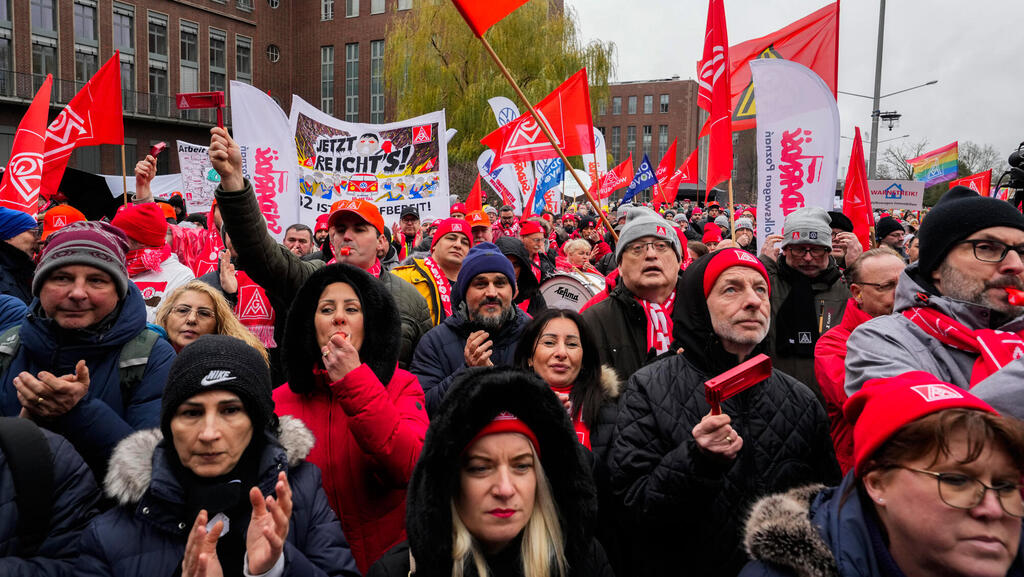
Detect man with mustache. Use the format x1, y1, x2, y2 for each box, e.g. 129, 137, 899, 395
409, 242, 530, 415
846, 186, 1024, 420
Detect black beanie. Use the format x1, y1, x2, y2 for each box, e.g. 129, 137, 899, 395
160, 334, 275, 440
918, 186, 1024, 276
874, 216, 903, 241
827, 211, 854, 233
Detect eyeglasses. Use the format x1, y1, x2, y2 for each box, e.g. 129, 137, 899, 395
853, 280, 898, 292
625, 240, 673, 257
957, 239, 1024, 263
786, 245, 829, 257
171, 305, 216, 321
896, 466, 1024, 518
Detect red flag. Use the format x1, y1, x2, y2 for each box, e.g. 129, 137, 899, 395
451, 0, 530, 37
725, 2, 838, 131
652, 139, 679, 205
597, 154, 633, 199
0, 75, 52, 216
466, 174, 483, 211
697, 0, 732, 191
842, 127, 874, 252
659, 149, 699, 205
949, 169, 993, 195
481, 69, 595, 167
41, 52, 124, 199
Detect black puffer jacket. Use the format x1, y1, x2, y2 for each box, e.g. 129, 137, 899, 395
608, 251, 841, 577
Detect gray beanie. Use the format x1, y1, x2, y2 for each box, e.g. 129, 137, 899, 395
614, 207, 681, 263
714, 215, 729, 229
617, 204, 632, 220
779, 207, 832, 249
736, 217, 754, 232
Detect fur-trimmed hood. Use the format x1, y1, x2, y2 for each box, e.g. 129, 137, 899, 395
282, 262, 400, 393
103, 415, 315, 506
598, 364, 621, 401
743, 484, 837, 577
406, 367, 598, 576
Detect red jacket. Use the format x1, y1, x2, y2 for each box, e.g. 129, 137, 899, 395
814, 298, 873, 474
273, 363, 428, 574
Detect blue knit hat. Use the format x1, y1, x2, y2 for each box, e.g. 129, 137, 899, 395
455, 242, 516, 303
0, 207, 38, 240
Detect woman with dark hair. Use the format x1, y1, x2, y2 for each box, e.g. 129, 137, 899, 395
273, 263, 429, 574
741, 371, 1024, 577
368, 367, 614, 577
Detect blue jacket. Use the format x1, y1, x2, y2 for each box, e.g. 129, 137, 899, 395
0, 295, 26, 332
0, 426, 101, 576
0, 284, 176, 476
409, 305, 530, 415
77, 417, 360, 577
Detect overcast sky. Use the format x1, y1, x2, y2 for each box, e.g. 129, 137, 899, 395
570, 0, 1024, 179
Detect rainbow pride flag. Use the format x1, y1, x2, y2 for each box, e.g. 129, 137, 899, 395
908, 141, 959, 186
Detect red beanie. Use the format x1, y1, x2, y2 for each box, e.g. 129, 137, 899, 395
844, 371, 997, 476
466, 411, 540, 457
111, 203, 168, 247
450, 202, 468, 216
702, 247, 770, 297
520, 220, 545, 237
702, 225, 723, 244
431, 218, 473, 250
315, 213, 329, 232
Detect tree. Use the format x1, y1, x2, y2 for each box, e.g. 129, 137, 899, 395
877, 139, 1009, 206
384, 0, 615, 178
958, 141, 1007, 177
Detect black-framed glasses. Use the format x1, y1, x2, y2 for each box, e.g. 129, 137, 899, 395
625, 240, 672, 257
853, 280, 898, 292
786, 245, 829, 257
957, 239, 1024, 263
896, 466, 1024, 518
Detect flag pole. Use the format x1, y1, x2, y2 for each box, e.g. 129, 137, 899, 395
728, 178, 736, 240
478, 36, 617, 240
121, 144, 128, 206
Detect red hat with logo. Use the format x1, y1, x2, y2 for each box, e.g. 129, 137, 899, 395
328, 199, 385, 235
466, 210, 490, 229
844, 371, 997, 476
431, 218, 473, 250
450, 202, 468, 216
520, 220, 545, 237
702, 247, 770, 297
41, 205, 87, 241
315, 213, 330, 233
466, 411, 540, 457
702, 225, 723, 245
111, 203, 168, 247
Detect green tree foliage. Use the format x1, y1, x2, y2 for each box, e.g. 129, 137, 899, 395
385, 1, 615, 166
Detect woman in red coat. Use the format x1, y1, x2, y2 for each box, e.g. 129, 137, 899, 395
274, 263, 428, 574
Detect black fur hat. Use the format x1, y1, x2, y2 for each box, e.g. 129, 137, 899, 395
282, 263, 400, 393
406, 367, 597, 575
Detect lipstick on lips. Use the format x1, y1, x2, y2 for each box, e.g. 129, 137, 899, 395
488, 509, 515, 519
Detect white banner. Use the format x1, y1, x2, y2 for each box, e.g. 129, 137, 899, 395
103, 173, 182, 200
290, 96, 449, 228
486, 95, 534, 213
751, 59, 840, 249
175, 141, 219, 213
230, 81, 300, 242
477, 149, 524, 213
867, 179, 925, 211
582, 126, 607, 182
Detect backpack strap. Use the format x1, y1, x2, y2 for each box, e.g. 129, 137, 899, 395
118, 327, 161, 402
0, 417, 54, 557
0, 324, 21, 377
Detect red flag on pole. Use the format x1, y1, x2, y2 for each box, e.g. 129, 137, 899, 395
842, 127, 874, 252
466, 174, 483, 211
653, 139, 679, 204
451, 0, 530, 37
697, 0, 733, 191
0, 75, 52, 216
41, 51, 124, 199
659, 148, 699, 205
949, 169, 993, 195
598, 154, 633, 199
481, 69, 595, 167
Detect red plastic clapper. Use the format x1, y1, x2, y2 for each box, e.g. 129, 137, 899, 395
704, 354, 772, 415
1006, 287, 1024, 306
150, 142, 168, 158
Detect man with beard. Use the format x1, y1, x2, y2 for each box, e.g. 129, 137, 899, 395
608, 248, 839, 577
846, 186, 1024, 420
409, 242, 530, 415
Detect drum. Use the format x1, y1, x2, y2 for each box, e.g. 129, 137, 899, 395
539, 272, 599, 311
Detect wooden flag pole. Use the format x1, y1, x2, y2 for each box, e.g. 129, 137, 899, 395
478, 36, 617, 240
728, 178, 736, 240
121, 144, 128, 206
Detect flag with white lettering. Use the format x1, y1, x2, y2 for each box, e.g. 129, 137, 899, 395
621, 153, 658, 204
0, 75, 51, 215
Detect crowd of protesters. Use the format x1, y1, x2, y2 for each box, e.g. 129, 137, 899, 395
0, 125, 1022, 577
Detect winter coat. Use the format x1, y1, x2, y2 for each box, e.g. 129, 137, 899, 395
215, 179, 432, 368
0, 284, 177, 478
813, 299, 872, 474
738, 475, 1024, 577
608, 251, 842, 577
368, 367, 614, 577
0, 241, 34, 305
583, 275, 686, 381
76, 417, 360, 577
845, 264, 1024, 420
276, 263, 428, 574
409, 305, 531, 415
0, 294, 26, 332
0, 426, 101, 577
390, 258, 453, 327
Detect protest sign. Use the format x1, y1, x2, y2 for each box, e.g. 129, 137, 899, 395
176, 141, 219, 212
867, 179, 925, 211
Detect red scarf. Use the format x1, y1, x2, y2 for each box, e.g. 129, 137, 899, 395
424, 256, 454, 318
636, 290, 676, 356
125, 245, 172, 277
235, 270, 277, 348
551, 384, 592, 449
530, 253, 543, 283
903, 306, 1024, 385
327, 256, 383, 278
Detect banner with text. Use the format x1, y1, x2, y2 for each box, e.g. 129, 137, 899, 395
751, 59, 840, 249
176, 141, 220, 213
867, 179, 925, 211
290, 96, 449, 227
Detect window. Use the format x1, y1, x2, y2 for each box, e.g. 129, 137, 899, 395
31, 0, 56, 33
371, 0, 383, 13
74, 1, 97, 43
626, 126, 636, 158
660, 93, 669, 113
370, 40, 384, 123
346, 0, 358, 17
627, 96, 637, 115
610, 126, 620, 164
0, 0, 9, 23
72, 146, 101, 173
266, 44, 280, 62
0, 37, 11, 96
658, 125, 668, 160
75, 50, 98, 87
32, 41, 57, 92
643, 95, 653, 114
345, 42, 359, 121
149, 65, 168, 116
180, 22, 199, 120
0, 127, 13, 166
236, 36, 252, 83
321, 46, 334, 115
120, 58, 134, 112
210, 29, 226, 117
597, 99, 606, 116
398, 0, 411, 9
113, 4, 133, 51
237, 0, 253, 10
180, 23, 198, 63
612, 96, 621, 115
267, 0, 279, 7
321, 0, 333, 20
148, 14, 167, 57
642, 125, 652, 156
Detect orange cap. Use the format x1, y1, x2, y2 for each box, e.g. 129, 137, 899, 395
41, 205, 87, 241
328, 199, 385, 234
466, 210, 490, 228
157, 202, 177, 221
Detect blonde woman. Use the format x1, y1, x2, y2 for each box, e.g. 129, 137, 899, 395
556, 238, 600, 275
155, 280, 268, 363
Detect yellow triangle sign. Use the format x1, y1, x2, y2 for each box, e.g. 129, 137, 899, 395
733, 45, 785, 123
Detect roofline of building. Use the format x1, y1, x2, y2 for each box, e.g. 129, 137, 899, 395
608, 76, 694, 86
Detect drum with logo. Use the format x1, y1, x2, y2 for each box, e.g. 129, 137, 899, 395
539, 272, 604, 311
